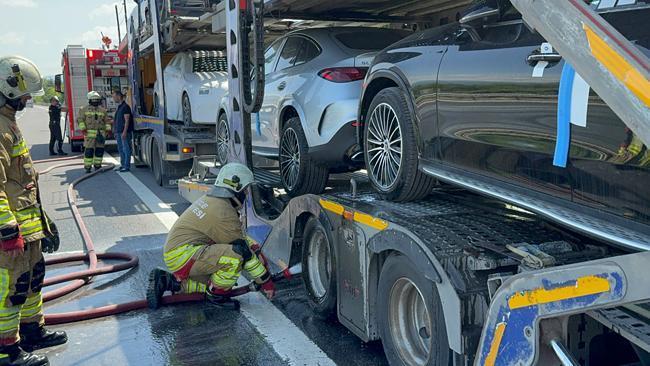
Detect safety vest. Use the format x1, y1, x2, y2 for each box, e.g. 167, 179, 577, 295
0, 107, 45, 243
77, 105, 111, 137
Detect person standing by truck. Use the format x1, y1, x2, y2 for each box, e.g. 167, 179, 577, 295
47, 96, 67, 156
0, 55, 67, 366
112, 90, 132, 172
78, 91, 111, 173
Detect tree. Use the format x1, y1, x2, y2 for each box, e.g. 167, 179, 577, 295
34, 77, 63, 105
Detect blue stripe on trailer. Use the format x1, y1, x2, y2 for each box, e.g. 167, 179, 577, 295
554, 63, 575, 168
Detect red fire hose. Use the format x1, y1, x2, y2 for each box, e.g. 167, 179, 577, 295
35, 157, 205, 325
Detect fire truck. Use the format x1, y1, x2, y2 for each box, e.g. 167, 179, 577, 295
57, 45, 128, 152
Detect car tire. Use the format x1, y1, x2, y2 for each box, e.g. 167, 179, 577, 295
378, 254, 449, 366
301, 217, 337, 318
364, 87, 436, 201
279, 117, 328, 196
216, 113, 230, 166
182, 93, 193, 127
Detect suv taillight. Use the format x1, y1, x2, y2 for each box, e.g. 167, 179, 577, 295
318, 67, 368, 83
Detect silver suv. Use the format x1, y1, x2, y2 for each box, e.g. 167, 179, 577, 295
218, 27, 409, 196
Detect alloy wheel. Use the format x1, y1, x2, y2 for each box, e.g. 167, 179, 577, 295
280, 127, 300, 190
366, 102, 402, 190
217, 117, 230, 165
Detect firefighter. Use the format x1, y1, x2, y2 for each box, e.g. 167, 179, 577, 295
77, 91, 111, 173
0, 55, 67, 366
147, 163, 275, 310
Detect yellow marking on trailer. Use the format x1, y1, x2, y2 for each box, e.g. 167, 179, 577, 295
353, 212, 388, 231
180, 181, 210, 192
135, 117, 163, 124
508, 275, 610, 310
484, 322, 506, 366
319, 199, 344, 216
584, 23, 650, 107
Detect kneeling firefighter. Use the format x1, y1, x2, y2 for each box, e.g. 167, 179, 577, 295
148, 163, 275, 309
0, 56, 67, 366
78, 91, 111, 173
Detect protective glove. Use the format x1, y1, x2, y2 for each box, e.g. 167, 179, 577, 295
41, 220, 60, 253
259, 278, 275, 300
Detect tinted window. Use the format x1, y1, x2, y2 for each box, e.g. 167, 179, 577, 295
192, 55, 228, 72
294, 38, 321, 66
275, 37, 302, 71
264, 40, 283, 74
335, 29, 408, 50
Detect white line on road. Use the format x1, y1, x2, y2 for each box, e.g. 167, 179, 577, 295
104, 153, 336, 366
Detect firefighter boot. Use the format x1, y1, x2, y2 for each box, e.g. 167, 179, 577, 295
0, 344, 49, 366
19, 323, 67, 352
206, 292, 240, 310
147, 268, 181, 309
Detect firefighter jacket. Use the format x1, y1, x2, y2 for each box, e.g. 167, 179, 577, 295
0, 106, 45, 243
164, 195, 243, 254
77, 105, 111, 148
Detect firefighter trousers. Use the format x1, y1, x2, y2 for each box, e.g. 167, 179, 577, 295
83, 134, 105, 169
0, 241, 45, 345
163, 243, 267, 293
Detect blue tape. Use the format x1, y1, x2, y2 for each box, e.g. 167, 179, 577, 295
256, 112, 262, 136
554, 63, 575, 168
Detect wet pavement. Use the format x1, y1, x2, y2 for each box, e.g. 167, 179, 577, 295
18, 106, 388, 365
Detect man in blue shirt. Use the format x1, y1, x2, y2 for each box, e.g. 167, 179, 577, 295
112, 90, 133, 172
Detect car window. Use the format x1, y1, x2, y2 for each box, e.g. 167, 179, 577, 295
264, 40, 283, 75
334, 29, 409, 50
192, 54, 228, 72
294, 37, 321, 66
275, 37, 303, 71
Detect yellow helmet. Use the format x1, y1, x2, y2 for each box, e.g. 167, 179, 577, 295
0, 55, 43, 99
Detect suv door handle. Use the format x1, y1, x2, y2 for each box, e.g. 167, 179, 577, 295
527, 53, 562, 64
277, 81, 286, 91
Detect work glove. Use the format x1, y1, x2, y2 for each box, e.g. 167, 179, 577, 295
41, 220, 60, 253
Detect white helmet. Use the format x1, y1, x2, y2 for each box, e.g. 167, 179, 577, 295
215, 163, 255, 193
87, 91, 102, 101
0, 56, 44, 99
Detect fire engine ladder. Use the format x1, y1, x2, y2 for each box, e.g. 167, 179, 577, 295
474, 1, 650, 365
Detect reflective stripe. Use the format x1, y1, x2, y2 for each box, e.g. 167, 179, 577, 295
164, 244, 201, 272
10, 139, 29, 158
0, 212, 16, 227
0, 268, 9, 306
78, 122, 86, 130
183, 279, 207, 294
85, 112, 105, 117
19, 294, 42, 320
14, 208, 43, 237
93, 157, 103, 164
209, 256, 241, 290
105, 124, 112, 131
86, 130, 97, 138
244, 256, 267, 279
0, 269, 19, 334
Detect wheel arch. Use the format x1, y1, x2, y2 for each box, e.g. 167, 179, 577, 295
367, 229, 463, 354
358, 70, 422, 151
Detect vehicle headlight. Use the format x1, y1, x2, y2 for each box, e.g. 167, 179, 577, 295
199, 87, 210, 95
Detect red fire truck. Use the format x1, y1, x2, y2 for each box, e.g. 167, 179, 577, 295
58, 45, 128, 152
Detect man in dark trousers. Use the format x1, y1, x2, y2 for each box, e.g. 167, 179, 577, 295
48, 96, 67, 156
112, 90, 132, 172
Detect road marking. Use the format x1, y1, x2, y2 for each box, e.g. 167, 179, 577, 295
104, 153, 335, 366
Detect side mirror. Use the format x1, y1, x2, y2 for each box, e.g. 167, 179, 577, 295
459, 6, 500, 41
54, 74, 63, 93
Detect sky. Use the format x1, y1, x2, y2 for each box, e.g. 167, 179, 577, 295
0, 0, 137, 77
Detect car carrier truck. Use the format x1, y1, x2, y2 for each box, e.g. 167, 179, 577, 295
177, 0, 650, 365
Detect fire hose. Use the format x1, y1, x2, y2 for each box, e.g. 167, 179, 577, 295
34, 156, 289, 325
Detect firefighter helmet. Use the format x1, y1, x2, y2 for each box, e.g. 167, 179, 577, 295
0, 55, 44, 99
51, 96, 60, 103
87, 91, 102, 101
215, 163, 255, 193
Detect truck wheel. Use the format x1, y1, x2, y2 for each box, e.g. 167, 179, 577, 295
378, 254, 449, 366
151, 142, 163, 186
70, 140, 82, 153
182, 93, 193, 127
301, 217, 337, 318
216, 113, 229, 166
279, 117, 328, 196
364, 87, 435, 201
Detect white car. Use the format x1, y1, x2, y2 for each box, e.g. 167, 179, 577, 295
157, 50, 228, 126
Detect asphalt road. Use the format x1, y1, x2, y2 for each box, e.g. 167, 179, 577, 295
18, 105, 388, 366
